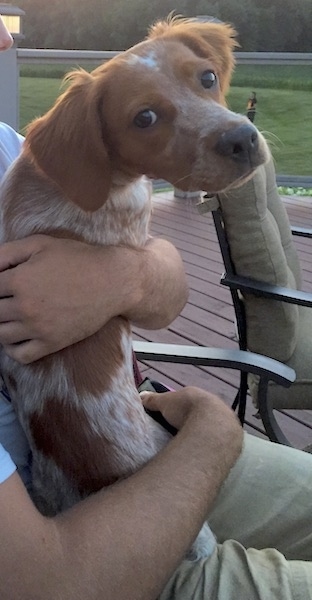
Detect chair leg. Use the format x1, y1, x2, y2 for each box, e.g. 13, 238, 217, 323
232, 370, 248, 425
257, 378, 292, 446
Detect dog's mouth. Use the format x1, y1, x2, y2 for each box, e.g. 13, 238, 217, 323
198, 162, 262, 195
197, 128, 269, 194
165, 121, 270, 194
221, 165, 259, 192
173, 161, 262, 195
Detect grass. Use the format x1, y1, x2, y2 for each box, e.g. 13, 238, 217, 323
19, 77, 62, 133
227, 87, 312, 176
19, 66, 312, 176
232, 64, 312, 91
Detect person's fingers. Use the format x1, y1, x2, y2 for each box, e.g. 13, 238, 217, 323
2, 339, 45, 364
0, 239, 33, 272
0, 321, 31, 345
0, 270, 15, 298
0, 237, 49, 296
140, 390, 174, 411
0, 298, 21, 322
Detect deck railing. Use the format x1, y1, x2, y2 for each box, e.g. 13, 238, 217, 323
1, 47, 311, 186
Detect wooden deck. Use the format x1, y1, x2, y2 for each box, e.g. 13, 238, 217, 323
133, 189, 312, 449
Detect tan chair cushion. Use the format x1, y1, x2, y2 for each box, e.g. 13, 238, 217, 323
217, 156, 312, 410
249, 306, 312, 409
218, 158, 300, 363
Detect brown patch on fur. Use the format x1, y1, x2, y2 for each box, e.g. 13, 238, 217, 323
7, 374, 17, 392
30, 397, 124, 494
33, 317, 131, 399
62, 317, 131, 398
147, 16, 238, 93
25, 72, 113, 212
1, 153, 91, 241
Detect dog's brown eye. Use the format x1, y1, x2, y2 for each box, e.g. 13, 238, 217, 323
201, 70, 217, 89
134, 110, 157, 128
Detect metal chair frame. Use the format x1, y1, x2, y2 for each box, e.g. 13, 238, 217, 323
212, 203, 312, 444
133, 340, 295, 444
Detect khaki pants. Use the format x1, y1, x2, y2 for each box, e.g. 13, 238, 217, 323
159, 434, 312, 599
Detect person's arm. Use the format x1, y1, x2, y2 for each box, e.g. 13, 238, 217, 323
0, 387, 243, 600
0, 234, 188, 364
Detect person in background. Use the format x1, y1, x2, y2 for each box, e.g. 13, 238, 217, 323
0, 13, 312, 600
246, 90, 257, 122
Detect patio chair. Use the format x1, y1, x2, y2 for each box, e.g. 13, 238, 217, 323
133, 340, 295, 438
199, 155, 312, 447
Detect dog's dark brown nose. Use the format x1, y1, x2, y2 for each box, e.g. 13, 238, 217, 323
215, 124, 259, 163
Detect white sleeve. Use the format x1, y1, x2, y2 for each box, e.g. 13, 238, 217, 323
0, 123, 25, 484
0, 443, 16, 484
0, 381, 32, 489
0, 122, 24, 181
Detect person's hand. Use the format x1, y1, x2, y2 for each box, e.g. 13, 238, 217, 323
0, 235, 123, 363
141, 386, 244, 473
141, 386, 214, 430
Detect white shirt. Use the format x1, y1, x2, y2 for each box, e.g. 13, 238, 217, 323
0, 441, 16, 484
0, 121, 24, 180
0, 122, 31, 487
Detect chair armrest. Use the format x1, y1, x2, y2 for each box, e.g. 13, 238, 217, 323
133, 341, 295, 388
291, 226, 312, 238
221, 273, 312, 308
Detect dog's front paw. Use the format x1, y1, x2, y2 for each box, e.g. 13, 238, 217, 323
187, 523, 216, 561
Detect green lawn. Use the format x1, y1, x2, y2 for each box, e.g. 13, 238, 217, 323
227, 87, 312, 176
19, 76, 312, 176
19, 77, 63, 132
232, 64, 312, 91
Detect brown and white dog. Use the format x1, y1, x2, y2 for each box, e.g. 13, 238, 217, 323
0, 17, 268, 557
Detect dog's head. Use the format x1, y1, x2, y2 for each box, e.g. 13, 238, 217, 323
25, 16, 269, 211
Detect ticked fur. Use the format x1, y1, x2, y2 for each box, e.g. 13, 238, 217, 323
0, 157, 164, 514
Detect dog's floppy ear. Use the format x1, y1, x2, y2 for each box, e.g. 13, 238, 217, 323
148, 16, 238, 94
25, 69, 112, 212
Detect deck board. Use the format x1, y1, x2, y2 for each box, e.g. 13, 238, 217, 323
133, 190, 312, 449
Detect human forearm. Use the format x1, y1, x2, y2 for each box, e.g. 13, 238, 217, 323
0, 389, 243, 600
56, 406, 237, 600
0, 235, 187, 363
116, 237, 188, 329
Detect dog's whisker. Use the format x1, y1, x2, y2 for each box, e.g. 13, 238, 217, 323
259, 130, 283, 151
173, 173, 193, 187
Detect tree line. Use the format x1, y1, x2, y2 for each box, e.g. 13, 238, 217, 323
16, 0, 312, 52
